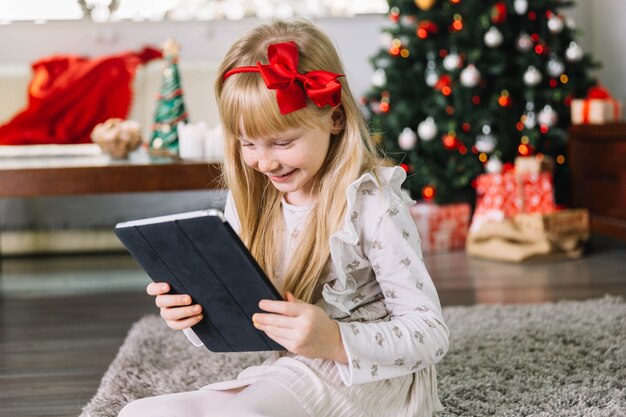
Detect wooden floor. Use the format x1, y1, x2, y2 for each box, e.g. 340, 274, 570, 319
1, 235, 625, 417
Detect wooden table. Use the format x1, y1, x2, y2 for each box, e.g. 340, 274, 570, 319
0, 159, 223, 197
0, 154, 224, 262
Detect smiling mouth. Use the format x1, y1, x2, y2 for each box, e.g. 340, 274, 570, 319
269, 169, 296, 181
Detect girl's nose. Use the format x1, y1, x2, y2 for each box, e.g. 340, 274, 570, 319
258, 155, 280, 173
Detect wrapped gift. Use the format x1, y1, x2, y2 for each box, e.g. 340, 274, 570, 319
571, 86, 622, 125
471, 170, 556, 232
409, 202, 471, 253
466, 209, 589, 262
515, 155, 554, 175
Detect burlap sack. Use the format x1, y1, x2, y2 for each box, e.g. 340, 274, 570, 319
466, 209, 590, 262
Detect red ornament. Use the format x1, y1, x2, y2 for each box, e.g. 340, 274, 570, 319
491, 2, 508, 24
400, 163, 410, 172
435, 75, 452, 91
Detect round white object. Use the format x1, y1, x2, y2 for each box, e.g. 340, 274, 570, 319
484, 27, 503, 48
371, 68, 387, 87
486, 156, 503, 173
547, 15, 564, 34
443, 53, 461, 71
546, 56, 565, 77
476, 133, 497, 154
460, 64, 481, 87
513, 0, 528, 15
538, 105, 558, 127
417, 117, 437, 141
523, 66, 543, 87
398, 127, 418, 150
565, 41, 584, 62
516, 32, 533, 52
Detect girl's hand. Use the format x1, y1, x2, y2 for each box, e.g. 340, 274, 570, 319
252, 292, 348, 363
146, 282, 203, 330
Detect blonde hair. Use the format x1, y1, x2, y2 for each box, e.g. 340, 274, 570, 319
216, 19, 380, 303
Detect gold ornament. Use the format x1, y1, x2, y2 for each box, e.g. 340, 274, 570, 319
415, 0, 437, 10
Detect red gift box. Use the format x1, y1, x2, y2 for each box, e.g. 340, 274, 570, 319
471, 170, 556, 232
571, 86, 623, 125
409, 202, 471, 253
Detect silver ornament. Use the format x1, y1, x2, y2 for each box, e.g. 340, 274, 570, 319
398, 128, 418, 150
523, 102, 537, 130
460, 64, 481, 87
523, 66, 543, 87
371, 68, 387, 87
443, 53, 461, 71
546, 55, 565, 78
484, 27, 503, 48
516, 32, 533, 52
486, 156, 503, 173
547, 15, 564, 34
417, 117, 437, 141
513, 0, 528, 15
538, 105, 558, 127
565, 41, 583, 62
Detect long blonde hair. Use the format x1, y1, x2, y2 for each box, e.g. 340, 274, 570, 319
216, 19, 380, 303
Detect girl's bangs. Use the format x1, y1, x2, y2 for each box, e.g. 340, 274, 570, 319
221, 74, 320, 140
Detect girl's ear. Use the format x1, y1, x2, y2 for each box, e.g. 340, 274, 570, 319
330, 106, 346, 135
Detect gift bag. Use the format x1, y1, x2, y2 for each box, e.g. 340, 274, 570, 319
466, 209, 589, 262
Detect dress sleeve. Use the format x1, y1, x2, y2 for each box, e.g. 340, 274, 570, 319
182, 191, 241, 348
334, 183, 449, 386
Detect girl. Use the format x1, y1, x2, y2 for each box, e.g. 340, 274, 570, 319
119, 18, 448, 417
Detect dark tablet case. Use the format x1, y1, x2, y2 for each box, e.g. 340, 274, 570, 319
114, 210, 284, 352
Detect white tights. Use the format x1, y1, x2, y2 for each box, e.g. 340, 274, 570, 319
117, 381, 310, 417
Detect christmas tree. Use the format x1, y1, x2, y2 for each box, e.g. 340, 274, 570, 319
364, 0, 598, 205
150, 39, 188, 154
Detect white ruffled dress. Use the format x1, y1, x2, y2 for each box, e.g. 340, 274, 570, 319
185, 166, 448, 417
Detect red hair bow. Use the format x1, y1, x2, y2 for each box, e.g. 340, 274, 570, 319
223, 41, 343, 115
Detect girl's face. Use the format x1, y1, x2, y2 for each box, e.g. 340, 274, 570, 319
238, 112, 333, 207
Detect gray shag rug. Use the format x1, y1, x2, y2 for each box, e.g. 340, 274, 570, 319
80, 296, 626, 417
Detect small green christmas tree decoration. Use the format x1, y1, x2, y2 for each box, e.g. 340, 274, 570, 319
364, 0, 599, 205
150, 38, 188, 154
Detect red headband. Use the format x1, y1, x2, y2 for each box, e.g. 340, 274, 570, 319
223, 41, 343, 115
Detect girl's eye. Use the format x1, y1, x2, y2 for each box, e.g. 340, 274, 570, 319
241, 143, 254, 148
274, 140, 293, 147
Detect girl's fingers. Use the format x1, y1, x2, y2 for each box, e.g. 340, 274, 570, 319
155, 294, 193, 308
166, 314, 203, 330
161, 304, 203, 321
258, 299, 304, 316
147, 282, 170, 295
252, 313, 294, 329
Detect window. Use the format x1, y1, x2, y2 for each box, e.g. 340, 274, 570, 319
0, 0, 388, 22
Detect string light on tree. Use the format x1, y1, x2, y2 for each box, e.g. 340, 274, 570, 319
422, 185, 436, 200
414, 0, 437, 11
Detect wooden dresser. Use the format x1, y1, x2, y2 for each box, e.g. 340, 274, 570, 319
568, 123, 626, 240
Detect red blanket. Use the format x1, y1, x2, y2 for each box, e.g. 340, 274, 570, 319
0, 46, 161, 145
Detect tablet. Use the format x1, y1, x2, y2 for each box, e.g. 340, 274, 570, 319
114, 209, 284, 352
